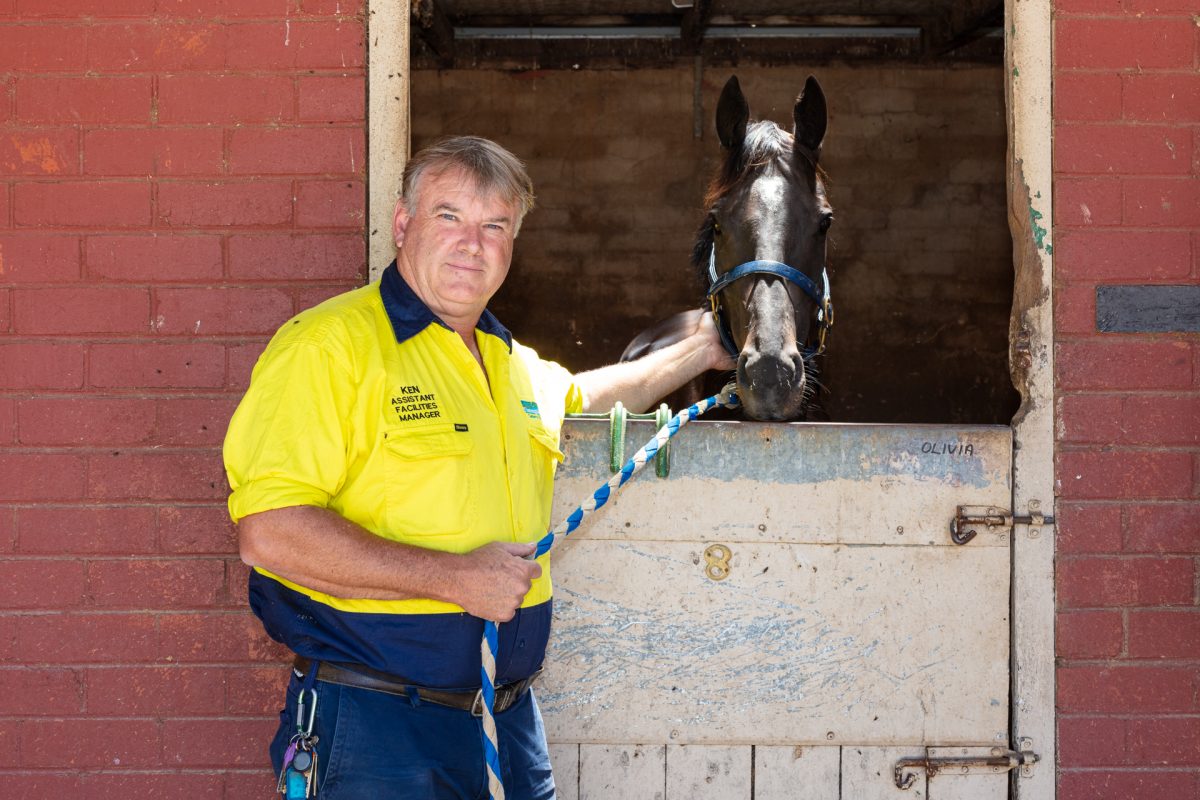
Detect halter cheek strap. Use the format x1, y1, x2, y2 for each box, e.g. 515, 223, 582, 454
706, 245, 834, 358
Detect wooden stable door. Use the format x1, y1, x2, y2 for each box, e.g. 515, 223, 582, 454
540, 419, 1019, 799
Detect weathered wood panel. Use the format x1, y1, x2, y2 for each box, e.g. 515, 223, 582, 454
550, 421, 1012, 547
755, 746, 841, 799
579, 745, 665, 800
665, 745, 751, 799
843, 746, 927, 800
542, 540, 1008, 744
549, 743, 579, 800
925, 747, 1009, 800
542, 420, 1011, 746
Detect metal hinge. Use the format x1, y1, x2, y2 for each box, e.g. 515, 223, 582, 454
894, 742, 1041, 789
951, 501, 1055, 545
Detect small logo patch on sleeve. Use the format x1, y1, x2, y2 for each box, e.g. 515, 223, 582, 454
520, 400, 540, 420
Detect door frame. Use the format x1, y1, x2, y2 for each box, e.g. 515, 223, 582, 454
1005, 1, 1056, 798
364, 3, 1057, 796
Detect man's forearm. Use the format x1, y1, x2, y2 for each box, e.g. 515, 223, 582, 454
237, 505, 460, 601
575, 317, 733, 413
236, 505, 542, 621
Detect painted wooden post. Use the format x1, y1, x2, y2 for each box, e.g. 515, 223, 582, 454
367, 0, 410, 280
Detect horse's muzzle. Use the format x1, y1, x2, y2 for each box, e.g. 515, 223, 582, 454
736, 346, 807, 421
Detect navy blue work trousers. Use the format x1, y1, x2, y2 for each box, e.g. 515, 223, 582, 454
270, 671, 556, 800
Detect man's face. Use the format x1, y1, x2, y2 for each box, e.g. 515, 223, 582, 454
393, 167, 519, 329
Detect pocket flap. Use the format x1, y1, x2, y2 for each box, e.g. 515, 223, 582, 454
383, 424, 474, 460
527, 423, 564, 463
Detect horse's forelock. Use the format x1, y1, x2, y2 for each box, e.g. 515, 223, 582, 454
703, 121, 803, 207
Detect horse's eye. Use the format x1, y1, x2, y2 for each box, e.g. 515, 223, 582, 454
818, 213, 834, 235
712, 222, 722, 236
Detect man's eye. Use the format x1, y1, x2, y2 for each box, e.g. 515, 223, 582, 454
439, 213, 458, 221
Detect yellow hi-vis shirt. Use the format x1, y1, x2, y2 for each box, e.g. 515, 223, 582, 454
223, 263, 583, 687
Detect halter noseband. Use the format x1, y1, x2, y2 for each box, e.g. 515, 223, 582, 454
706, 245, 835, 358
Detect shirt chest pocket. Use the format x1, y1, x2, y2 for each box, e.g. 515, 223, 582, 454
523, 423, 564, 526
382, 425, 477, 541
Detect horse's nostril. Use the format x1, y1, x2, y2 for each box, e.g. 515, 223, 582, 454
741, 350, 800, 388
791, 350, 806, 379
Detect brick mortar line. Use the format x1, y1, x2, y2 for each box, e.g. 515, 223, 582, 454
1057, 766, 1200, 772
1057, 442, 1200, 450
10, 557, 238, 563
5, 70, 364, 79
1056, 714, 1200, 719
1057, 656, 1200, 662
1054, 333, 1200, 341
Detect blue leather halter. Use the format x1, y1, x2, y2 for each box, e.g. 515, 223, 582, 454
705, 245, 834, 358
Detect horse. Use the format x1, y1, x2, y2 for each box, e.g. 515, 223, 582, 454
621, 75, 834, 422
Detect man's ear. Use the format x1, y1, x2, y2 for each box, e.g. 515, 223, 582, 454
393, 200, 410, 248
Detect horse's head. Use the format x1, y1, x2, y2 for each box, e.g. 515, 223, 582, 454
695, 75, 834, 421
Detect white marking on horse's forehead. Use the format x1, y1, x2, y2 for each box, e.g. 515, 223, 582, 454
746, 173, 832, 219
749, 173, 788, 209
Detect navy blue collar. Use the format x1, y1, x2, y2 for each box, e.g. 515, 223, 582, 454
379, 261, 513, 351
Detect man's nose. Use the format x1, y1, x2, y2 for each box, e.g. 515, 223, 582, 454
458, 228, 483, 255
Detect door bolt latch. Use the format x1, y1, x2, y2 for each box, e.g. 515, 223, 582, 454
951, 502, 1055, 545
894, 743, 1041, 789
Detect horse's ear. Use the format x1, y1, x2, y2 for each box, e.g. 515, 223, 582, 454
716, 75, 749, 151
793, 75, 827, 159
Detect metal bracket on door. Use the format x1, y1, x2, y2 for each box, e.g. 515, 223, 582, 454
894, 745, 1041, 789
950, 502, 1055, 545
604, 402, 673, 478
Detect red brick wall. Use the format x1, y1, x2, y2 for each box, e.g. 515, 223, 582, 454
4, 0, 1197, 795
1054, 1, 1200, 798
0, 1, 366, 794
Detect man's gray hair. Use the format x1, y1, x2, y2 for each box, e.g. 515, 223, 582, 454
402, 136, 536, 234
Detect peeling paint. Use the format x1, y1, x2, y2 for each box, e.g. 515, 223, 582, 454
1027, 204, 1050, 253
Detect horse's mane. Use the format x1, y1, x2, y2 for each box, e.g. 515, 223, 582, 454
691, 120, 829, 285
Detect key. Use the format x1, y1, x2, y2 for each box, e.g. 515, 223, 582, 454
288, 736, 318, 799
277, 735, 303, 794
306, 748, 320, 797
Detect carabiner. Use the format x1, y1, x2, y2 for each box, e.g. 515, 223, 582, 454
295, 686, 318, 737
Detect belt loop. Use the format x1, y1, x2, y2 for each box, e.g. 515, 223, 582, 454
405, 685, 422, 707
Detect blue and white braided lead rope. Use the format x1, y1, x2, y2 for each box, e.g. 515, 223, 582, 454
479, 383, 740, 800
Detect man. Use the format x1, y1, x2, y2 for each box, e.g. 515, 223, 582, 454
224, 136, 732, 799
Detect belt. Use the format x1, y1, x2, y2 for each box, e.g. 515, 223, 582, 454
292, 657, 540, 717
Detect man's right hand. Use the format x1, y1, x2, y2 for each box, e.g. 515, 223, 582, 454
453, 541, 542, 622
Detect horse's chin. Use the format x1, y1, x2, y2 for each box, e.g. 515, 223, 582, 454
736, 384, 809, 422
